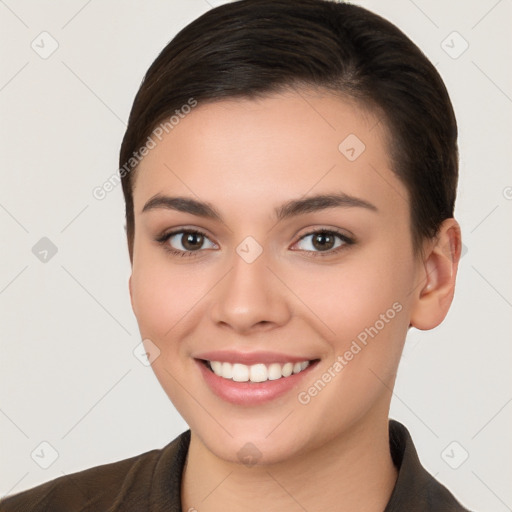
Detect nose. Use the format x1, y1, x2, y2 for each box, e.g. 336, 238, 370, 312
209, 246, 292, 334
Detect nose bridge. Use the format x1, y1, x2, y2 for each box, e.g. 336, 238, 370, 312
209, 236, 291, 332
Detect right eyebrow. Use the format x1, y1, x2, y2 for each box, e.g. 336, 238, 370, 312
142, 195, 223, 220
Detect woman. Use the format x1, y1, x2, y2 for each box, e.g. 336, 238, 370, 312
1, 0, 472, 510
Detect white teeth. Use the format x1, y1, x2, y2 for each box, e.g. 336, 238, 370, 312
281, 362, 293, 377
207, 360, 312, 382
210, 361, 223, 374
268, 363, 282, 381
221, 361, 233, 379
232, 363, 249, 382
249, 364, 268, 383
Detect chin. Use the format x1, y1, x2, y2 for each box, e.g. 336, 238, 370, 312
204, 433, 308, 467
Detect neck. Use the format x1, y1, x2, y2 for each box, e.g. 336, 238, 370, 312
181, 414, 398, 512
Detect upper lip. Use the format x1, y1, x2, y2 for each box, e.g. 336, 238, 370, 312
194, 350, 317, 365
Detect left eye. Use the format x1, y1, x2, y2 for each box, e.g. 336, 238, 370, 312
294, 230, 349, 252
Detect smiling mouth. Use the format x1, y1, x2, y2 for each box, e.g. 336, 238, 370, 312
198, 359, 320, 383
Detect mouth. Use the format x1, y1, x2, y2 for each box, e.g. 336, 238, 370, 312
194, 355, 320, 406
198, 359, 317, 383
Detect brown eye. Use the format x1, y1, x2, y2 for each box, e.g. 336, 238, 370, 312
294, 230, 352, 254
163, 230, 217, 253
311, 232, 336, 251
181, 232, 204, 251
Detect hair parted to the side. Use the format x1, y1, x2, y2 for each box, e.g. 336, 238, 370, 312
119, 0, 458, 262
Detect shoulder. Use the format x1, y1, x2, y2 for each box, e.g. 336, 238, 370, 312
0, 450, 161, 512
0, 430, 191, 512
387, 420, 474, 512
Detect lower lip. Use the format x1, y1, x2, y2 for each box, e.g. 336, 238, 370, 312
195, 359, 319, 406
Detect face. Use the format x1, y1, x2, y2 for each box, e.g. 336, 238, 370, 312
129, 89, 423, 465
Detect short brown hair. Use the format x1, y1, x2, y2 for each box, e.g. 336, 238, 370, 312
119, 0, 458, 261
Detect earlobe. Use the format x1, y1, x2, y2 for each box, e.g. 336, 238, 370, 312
410, 219, 462, 330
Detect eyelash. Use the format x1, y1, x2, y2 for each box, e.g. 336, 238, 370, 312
155, 228, 355, 259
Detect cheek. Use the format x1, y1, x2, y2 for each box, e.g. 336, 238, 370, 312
287, 250, 413, 343
130, 251, 208, 344
290, 252, 413, 420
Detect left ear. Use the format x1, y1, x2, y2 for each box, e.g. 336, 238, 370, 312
409, 218, 462, 330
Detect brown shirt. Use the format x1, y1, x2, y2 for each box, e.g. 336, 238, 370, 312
0, 420, 473, 511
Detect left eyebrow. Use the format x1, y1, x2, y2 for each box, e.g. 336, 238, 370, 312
141, 192, 378, 221
274, 192, 378, 222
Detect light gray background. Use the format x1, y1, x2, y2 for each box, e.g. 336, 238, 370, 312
0, 1, 511, 510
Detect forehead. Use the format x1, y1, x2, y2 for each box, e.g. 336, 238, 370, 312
133, 89, 407, 220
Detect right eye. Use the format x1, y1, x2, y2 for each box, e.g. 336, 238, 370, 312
157, 229, 218, 257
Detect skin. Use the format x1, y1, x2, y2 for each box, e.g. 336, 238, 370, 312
128, 88, 461, 512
